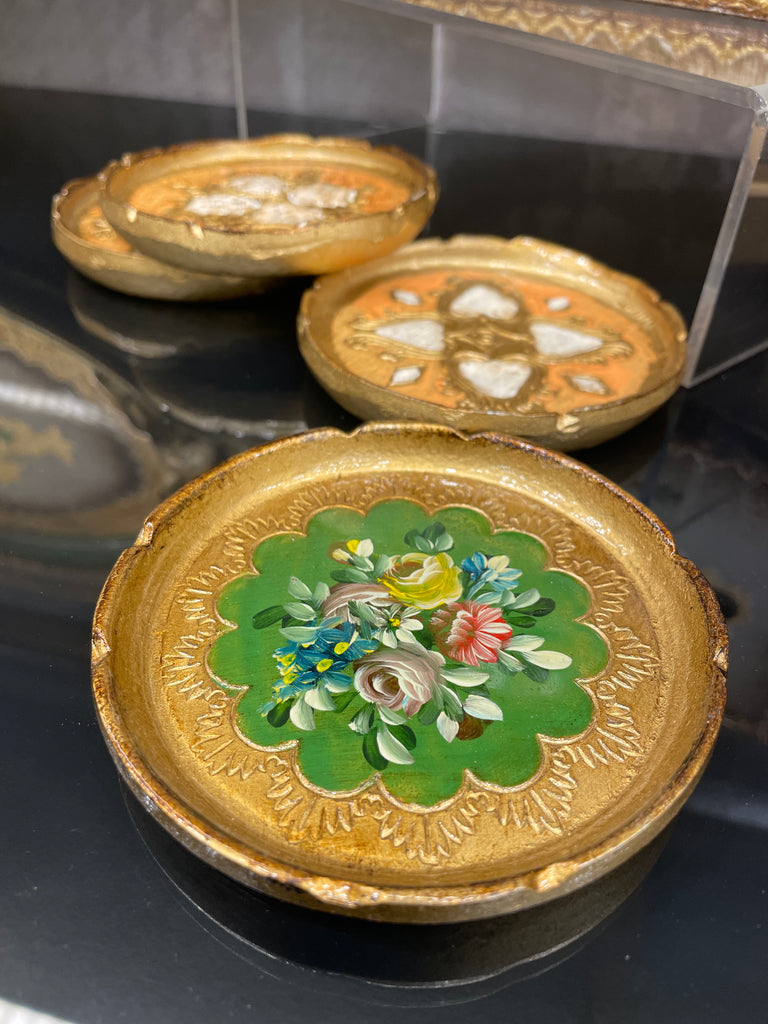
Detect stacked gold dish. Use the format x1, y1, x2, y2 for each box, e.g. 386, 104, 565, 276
52, 175, 257, 302
53, 135, 688, 450
52, 136, 438, 301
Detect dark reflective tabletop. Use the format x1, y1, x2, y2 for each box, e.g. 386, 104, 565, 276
0, 86, 766, 1023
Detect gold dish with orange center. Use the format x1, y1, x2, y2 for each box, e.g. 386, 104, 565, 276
298, 235, 687, 450
100, 136, 438, 278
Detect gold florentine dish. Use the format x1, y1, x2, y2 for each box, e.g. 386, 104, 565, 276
92, 423, 726, 923
298, 235, 687, 450
51, 176, 259, 301
99, 136, 438, 278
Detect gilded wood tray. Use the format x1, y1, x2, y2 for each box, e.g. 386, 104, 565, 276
100, 137, 438, 278
92, 424, 726, 922
298, 236, 687, 450
51, 176, 258, 301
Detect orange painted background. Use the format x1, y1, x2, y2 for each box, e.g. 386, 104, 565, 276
332, 269, 662, 415
129, 161, 411, 221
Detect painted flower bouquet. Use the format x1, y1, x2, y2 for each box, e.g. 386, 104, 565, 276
254, 522, 573, 770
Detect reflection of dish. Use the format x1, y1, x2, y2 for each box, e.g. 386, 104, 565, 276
0, 306, 199, 537
0, 307, 216, 595
67, 270, 309, 361
100, 136, 438, 277
133, 358, 308, 440
116, 281, 312, 439
66, 272, 344, 442
125, 781, 669, 998
93, 424, 725, 923
51, 176, 259, 301
298, 236, 687, 450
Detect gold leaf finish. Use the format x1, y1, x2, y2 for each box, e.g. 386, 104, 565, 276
100, 137, 438, 279
92, 424, 726, 921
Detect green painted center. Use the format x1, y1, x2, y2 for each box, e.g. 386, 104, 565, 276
210, 501, 606, 806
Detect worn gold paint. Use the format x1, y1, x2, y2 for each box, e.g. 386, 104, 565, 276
77, 201, 132, 254
91, 424, 726, 922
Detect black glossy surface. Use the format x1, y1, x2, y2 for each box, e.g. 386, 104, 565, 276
0, 87, 766, 1022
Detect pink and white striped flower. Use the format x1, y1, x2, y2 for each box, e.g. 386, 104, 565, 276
429, 601, 514, 667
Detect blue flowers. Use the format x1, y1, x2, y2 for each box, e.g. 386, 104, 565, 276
273, 618, 378, 698
461, 552, 522, 594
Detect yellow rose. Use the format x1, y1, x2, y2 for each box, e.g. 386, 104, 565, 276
379, 552, 463, 609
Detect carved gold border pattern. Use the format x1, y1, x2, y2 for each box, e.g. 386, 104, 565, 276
409, 0, 768, 86
160, 479, 660, 866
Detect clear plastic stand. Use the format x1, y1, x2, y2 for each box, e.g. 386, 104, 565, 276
237, 0, 768, 385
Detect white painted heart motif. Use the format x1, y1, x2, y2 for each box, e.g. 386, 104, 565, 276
185, 193, 262, 217
392, 289, 422, 306
457, 358, 532, 399
530, 322, 603, 357
449, 284, 520, 320
375, 320, 445, 352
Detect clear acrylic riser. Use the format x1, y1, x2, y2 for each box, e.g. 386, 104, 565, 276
236, 0, 768, 385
